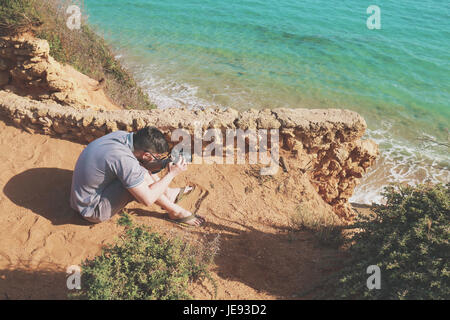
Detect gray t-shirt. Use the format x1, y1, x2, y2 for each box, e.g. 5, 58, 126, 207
70, 131, 147, 217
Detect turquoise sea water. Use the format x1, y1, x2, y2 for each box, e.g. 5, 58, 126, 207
83, 0, 449, 203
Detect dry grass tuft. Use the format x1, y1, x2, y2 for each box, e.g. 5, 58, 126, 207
288, 203, 345, 247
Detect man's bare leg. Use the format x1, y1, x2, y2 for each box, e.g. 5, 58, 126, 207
150, 172, 194, 204
145, 172, 204, 226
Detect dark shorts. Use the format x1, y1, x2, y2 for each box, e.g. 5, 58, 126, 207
82, 180, 134, 224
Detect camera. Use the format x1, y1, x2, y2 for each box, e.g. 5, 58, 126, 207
140, 150, 192, 174
171, 150, 192, 164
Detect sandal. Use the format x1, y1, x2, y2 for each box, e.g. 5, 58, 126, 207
164, 213, 205, 228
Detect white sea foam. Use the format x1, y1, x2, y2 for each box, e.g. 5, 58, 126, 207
351, 122, 450, 204
140, 72, 210, 109
111, 53, 209, 110
127, 61, 211, 110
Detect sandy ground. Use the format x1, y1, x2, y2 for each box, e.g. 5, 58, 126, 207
61, 64, 121, 111
0, 118, 349, 300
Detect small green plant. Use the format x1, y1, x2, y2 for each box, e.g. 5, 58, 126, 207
35, 30, 66, 62
71, 213, 218, 300
117, 211, 133, 227
325, 183, 450, 300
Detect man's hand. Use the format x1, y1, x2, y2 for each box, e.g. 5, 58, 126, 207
168, 156, 188, 177
129, 157, 188, 208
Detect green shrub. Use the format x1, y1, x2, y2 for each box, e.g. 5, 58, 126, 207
329, 183, 449, 299
71, 213, 218, 300
0, 0, 41, 35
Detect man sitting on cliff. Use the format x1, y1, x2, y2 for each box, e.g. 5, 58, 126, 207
70, 126, 205, 227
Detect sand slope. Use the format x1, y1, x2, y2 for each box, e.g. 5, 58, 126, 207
0, 119, 345, 300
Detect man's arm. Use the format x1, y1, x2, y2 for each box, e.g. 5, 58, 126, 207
128, 157, 187, 206
128, 171, 175, 206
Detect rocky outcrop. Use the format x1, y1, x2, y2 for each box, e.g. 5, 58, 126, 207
0, 34, 115, 110
0, 91, 378, 219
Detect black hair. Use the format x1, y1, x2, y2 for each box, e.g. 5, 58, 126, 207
133, 126, 169, 154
